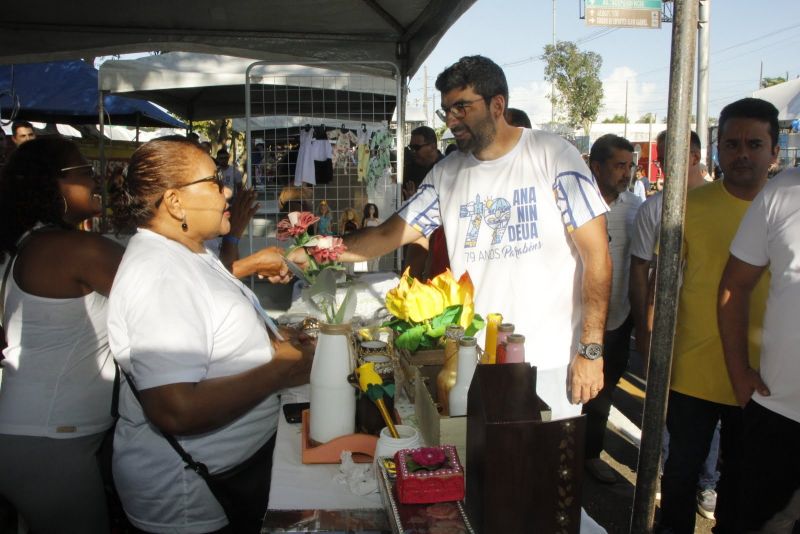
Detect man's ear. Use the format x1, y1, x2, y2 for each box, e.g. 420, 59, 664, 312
589, 160, 600, 177
492, 95, 506, 119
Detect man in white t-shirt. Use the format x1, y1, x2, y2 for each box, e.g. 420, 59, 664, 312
216, 148, 243, 193
582, 134, 641, 483
628, 130, 706, 356
719, 166, 800, 531
292, 56, 612, 418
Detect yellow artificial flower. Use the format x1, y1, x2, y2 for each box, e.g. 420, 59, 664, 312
405, 278, 446, 323
455, 271, 476, 330
385, 270, 412, 321
355, 362, 384, 392
428, 269, 461, 308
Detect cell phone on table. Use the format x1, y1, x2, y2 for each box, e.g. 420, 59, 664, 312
282, 402, 310, 424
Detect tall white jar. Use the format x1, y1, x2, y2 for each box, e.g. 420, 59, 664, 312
309, 322, 357, 444
448, 336, 479, 417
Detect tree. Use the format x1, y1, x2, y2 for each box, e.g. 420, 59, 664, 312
636, 113, 656, 124
761, 76, 787, 88
542, 41, 603, 136
602, 114, 627, 124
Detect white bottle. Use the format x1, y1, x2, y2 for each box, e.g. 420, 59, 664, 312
448, 336, 478, 417
309, 322, 356, 444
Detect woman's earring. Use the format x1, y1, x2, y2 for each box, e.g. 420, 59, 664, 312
181, 216, 188, 231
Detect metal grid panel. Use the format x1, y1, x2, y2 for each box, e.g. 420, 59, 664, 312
244, 66, 401, 272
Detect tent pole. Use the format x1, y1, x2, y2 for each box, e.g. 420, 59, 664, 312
630, 0, 698, 531
396, 73, 406, 272
98, 90, 107, 233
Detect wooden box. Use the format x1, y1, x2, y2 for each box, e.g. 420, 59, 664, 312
465, 363, 585, 534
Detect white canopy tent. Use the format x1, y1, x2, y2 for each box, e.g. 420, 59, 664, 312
753, 77, 800, 123
99, 53, 399, 122
0, 0, 475, 81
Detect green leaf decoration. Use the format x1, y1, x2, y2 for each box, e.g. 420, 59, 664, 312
365, 383, 386, 402
430, 305, 462, 329
425, 323, 447, 339
406, 459, 444, 472
465, 313, 486, 337
333, 285, 358, 324
395, 324, 426, 351
384, 383, 396, 399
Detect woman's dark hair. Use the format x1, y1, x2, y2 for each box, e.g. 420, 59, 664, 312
0, 137, 78, 262
362, 203, 379, 227
111, 135, 207, 233
435, 55, 509, 111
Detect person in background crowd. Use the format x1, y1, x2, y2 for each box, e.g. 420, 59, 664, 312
719, 166, 800, 532
0, 137, 123, 533
658, 98, 780, 534
10, 121, 35, 147
200, 141, 213, 155
629, 129, 722, 520
632, 166, 649, 202
444, 143, 458, 155
216, 148, 243, 193
505, 107, 532, 128
293, 55, 611, 418
403, 125, 447, 279
582, 134, 641, 484
107, 136, 313, 533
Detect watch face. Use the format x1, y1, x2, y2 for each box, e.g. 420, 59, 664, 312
586, 344, 603, 359
580, 342, 603, 360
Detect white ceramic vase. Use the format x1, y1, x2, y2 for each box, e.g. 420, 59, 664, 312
309, 322, 357, 444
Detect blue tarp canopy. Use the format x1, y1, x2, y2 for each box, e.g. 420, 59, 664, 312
0, 60, 186, 128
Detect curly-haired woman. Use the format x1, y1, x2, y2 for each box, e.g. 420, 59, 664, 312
0, 137, 124, 533
108, 136, 313, 533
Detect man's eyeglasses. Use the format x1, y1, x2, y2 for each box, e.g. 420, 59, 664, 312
407, 143, 433, 152
155, 171, 225, 207
435, 97, 486, 122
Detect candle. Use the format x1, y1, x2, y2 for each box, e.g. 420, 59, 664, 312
481, 313, 503, 364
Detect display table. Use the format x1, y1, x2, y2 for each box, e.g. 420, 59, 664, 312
262, 386, 607, 534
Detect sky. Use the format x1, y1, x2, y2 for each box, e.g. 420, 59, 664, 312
407, 0, 800, 127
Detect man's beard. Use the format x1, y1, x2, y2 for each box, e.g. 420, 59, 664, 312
453, 114, 497, 154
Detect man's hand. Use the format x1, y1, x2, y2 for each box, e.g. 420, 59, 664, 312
568, 355, 604, 404
730, 366, 770, 407
228, 188, 259, 238
285, 247, 311, 272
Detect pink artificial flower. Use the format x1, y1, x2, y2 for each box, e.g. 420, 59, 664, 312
410, 447, 446, 468
307, 236, 346, 263
276, 211, 319, 241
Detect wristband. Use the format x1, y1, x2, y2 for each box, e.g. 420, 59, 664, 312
222, 235, 240, 245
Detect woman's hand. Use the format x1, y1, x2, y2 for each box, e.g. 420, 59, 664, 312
271, 328, 315, 388
228, 188, 259, 239
232, 246, 292, 282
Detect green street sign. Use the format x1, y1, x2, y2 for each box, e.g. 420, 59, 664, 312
585, 0, 662, 29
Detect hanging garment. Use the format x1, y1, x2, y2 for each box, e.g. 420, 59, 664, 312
356, 128, 370, 182
366, 128, 393, 189
294, 129, 316, 186
312, 137, 334, 184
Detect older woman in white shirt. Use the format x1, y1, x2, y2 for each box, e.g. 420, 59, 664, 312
108, 136, 313, 533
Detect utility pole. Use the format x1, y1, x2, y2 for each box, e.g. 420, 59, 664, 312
630, 0, 698, 530
623, 79, 629, 139
759, 60, 763, 90
696, 0, 711, 166
551, 0, 556, 124
423, 65, 429, 125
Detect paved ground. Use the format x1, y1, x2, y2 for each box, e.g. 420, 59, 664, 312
581, 347, 715, 534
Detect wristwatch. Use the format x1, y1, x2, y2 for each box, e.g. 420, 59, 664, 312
577, 342, 604, 360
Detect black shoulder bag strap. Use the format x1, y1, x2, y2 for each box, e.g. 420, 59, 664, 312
120, 370, 211, 478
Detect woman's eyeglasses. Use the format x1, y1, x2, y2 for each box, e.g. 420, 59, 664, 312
59, 164, 97, 179
155, 171, 226, 207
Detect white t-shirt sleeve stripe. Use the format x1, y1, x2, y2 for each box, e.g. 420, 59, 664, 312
554, 171, 608, 232
397, 183, 441, 237
730, 191, 770, 267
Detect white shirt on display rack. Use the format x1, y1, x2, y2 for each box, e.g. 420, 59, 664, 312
397, 129, 608, 418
